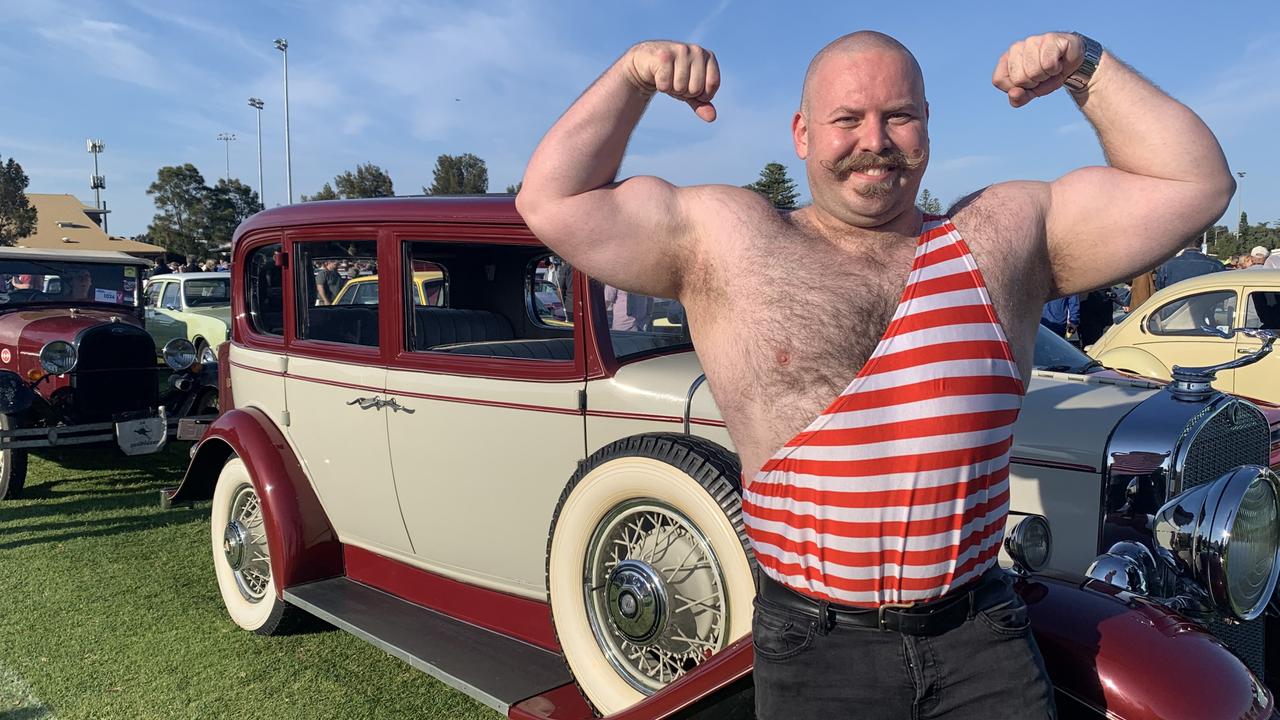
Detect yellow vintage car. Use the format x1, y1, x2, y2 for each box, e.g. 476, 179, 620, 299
333, 271, 445, 306
1089, 269, 1280, 401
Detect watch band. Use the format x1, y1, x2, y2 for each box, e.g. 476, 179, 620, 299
1064, 33, 1103, 93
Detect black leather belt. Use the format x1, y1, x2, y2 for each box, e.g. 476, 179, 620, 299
756, 568, 1009, 637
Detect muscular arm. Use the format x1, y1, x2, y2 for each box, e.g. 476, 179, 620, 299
517, 42, 723, 299
993, 34, 1235, 298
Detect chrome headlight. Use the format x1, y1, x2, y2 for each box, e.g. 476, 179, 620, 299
1004, 514, 1052, 574
39, 340, 78, 374
198, 344, 217, 366
1154, 465, 1280, 621
1087, 541, 1159, 595
162, 338, 197, 371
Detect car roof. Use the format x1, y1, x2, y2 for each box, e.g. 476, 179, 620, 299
0, 247, 152, 266
1158, 268, 1280, 292
153, 272, 231, 281
232, 196, 527, 252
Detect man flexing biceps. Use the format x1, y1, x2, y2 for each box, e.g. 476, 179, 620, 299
519, 31, 1232, 719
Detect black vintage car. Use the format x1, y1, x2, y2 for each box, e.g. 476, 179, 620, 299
0, 247, 217, 499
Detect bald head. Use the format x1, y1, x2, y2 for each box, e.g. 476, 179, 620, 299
800, 31, 925, 116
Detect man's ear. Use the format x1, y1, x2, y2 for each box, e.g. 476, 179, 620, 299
792, 111, 808, 159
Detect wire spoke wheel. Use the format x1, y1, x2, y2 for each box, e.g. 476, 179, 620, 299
211, 457, 292, 634
585, 501, 728, 692
224, 484, 272, 602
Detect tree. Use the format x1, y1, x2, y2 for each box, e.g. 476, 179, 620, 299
302, 183, 339, 202
424, 153, 489, 195
0, 156, 38, 247
743, 162, 798, 209
505, 181, 523, 194
147, 164, 210, 258
206, 179, 263, 249
1238, 211, 1251, 247
916, 188, 943, 215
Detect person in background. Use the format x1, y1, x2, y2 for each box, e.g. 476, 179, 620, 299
604, 285, 655, 331
181, 256, 200, 273
316, 259, 342, 305
1264, 247, 1280, 269
1077, 288, 1115, 346
1041, 295, 1080, 339
1127, 270, 1156, 311
1241, 246, 1268, 270
1153, 239, 1224, 289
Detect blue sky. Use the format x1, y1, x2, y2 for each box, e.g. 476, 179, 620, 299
1, 1, 1277, 240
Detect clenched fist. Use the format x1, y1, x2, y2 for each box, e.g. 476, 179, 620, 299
625, 41, 720, 122
992, 32, 1087, 108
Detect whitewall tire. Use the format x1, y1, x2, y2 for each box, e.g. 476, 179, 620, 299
547, 434, 754, 715
211, 457, 292, 634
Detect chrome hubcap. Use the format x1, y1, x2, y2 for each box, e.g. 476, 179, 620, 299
584, 500, 729, 693
607, 560, 667, 644
225, 484, 271, 602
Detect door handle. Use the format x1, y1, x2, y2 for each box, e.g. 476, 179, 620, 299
1238, 347, 1262, 355
346, 396, 382, 410
383, 398, 415, 414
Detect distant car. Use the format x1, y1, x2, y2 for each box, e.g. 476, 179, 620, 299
143, 272, 232, 359
0, 248, 217, 499
165, 198, 1275, 720
332, 270, 446, 306
1088, 269, 1280, 403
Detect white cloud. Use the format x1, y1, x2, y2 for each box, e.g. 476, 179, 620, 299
690, 0, 733, 44
37, 18, 166, 90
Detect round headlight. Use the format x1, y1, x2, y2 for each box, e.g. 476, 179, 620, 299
163, 338, 196, 371
1004, 514, 1052, 574
198, 344, 217, 366
1154, 466, 1280, 621
39, 340, 78, 374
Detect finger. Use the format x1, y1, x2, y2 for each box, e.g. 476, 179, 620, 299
991, 50, 1014, 91
671, 45, 691, 95
1022, 37, 1051, 83
1007, 87, 1031, 108
686, 99, 717, 122
1038, 35, 1064, 78
651, 46, 674, 93
686, 49, 707, 98
1006, 42, 1030, 88
701, 51, 720, 101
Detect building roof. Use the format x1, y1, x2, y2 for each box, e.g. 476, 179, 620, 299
0, 247, 152, 266
19, 194, 166, 256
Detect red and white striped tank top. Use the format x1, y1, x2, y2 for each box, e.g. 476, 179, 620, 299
742, 216, 1024, 608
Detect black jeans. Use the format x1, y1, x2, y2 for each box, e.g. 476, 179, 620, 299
752, 574, 1056, 720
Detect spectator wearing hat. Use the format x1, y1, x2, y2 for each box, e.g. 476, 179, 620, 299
1242, 246, 1270, 270
1154, 239, 1225, 290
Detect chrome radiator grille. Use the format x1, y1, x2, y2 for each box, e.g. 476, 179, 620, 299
1177, 399, 1271, 678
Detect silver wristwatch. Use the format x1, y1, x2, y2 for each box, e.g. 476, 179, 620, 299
1064, 33, 1102, 93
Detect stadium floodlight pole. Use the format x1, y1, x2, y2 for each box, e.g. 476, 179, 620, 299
274, 38, 293, 204
248, 97, 265, 206
217, 133, 237, 182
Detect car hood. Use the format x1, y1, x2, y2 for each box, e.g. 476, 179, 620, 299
0, 306, 144, 377
621, 352, 1165, 470
182, 306, 231, 323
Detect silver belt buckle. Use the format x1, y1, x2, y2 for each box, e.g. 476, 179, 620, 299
877, 601, 917, 632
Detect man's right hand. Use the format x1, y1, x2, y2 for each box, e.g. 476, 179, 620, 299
624, 41, 720, 122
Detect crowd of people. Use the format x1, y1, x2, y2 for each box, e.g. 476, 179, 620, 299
1041, 241, 1278, 346
150, 256, 229, 277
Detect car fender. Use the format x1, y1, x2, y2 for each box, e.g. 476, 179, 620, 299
1094, 346, 1170, 381
1020, 571, 1271, 720
168, 406, 341, 597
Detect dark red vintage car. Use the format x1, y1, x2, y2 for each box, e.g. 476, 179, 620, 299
167, 198, 1275, 720
0, 247, 217, 499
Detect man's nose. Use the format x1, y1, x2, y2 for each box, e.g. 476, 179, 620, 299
855, 117, 893, 155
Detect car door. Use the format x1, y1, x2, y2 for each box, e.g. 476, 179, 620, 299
1232, 287, 1280, 403
385, 240, 585, 598
147, 280, 184, 352
281, 236, 414, 557
1137, 288, 1240, 392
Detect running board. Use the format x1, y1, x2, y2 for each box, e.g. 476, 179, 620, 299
284, 577, 573, 715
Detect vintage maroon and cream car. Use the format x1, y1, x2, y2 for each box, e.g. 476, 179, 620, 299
167, 198, 1277, 720
0, 247, 218, 499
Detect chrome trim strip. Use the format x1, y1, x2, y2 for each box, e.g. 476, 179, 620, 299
684, 373, 707, 435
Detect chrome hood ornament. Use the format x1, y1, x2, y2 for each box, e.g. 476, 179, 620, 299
1170, 328, 1276, 400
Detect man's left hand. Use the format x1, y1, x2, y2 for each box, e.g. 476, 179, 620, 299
991, 32, 1085, 108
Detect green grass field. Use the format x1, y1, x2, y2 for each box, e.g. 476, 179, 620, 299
0, 445, 498, 720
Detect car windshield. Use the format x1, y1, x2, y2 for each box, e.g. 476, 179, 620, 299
1033, 325, 1102, 373
183, 277, 230, 307
0, 258, 142, 307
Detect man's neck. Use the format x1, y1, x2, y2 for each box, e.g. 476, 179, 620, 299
794, 204, 924, 248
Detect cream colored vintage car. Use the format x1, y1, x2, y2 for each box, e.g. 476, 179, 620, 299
143, 272, 231, 358
166, 198, 1278, 720
1089, 269, 1280, 403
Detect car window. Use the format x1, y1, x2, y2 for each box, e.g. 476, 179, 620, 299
596, 282, 691, 361
161, 282, 180, 309
296, 240, 379, 347
183, 277, 230, 307
1033, 325, 1101, 373
245, 243, 284, 336
1244, 291, 1280, 331
404, 242, 572, 360
0, 261, 140, 306
1146, 290, 1236, 336
144, 282, 163, 308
